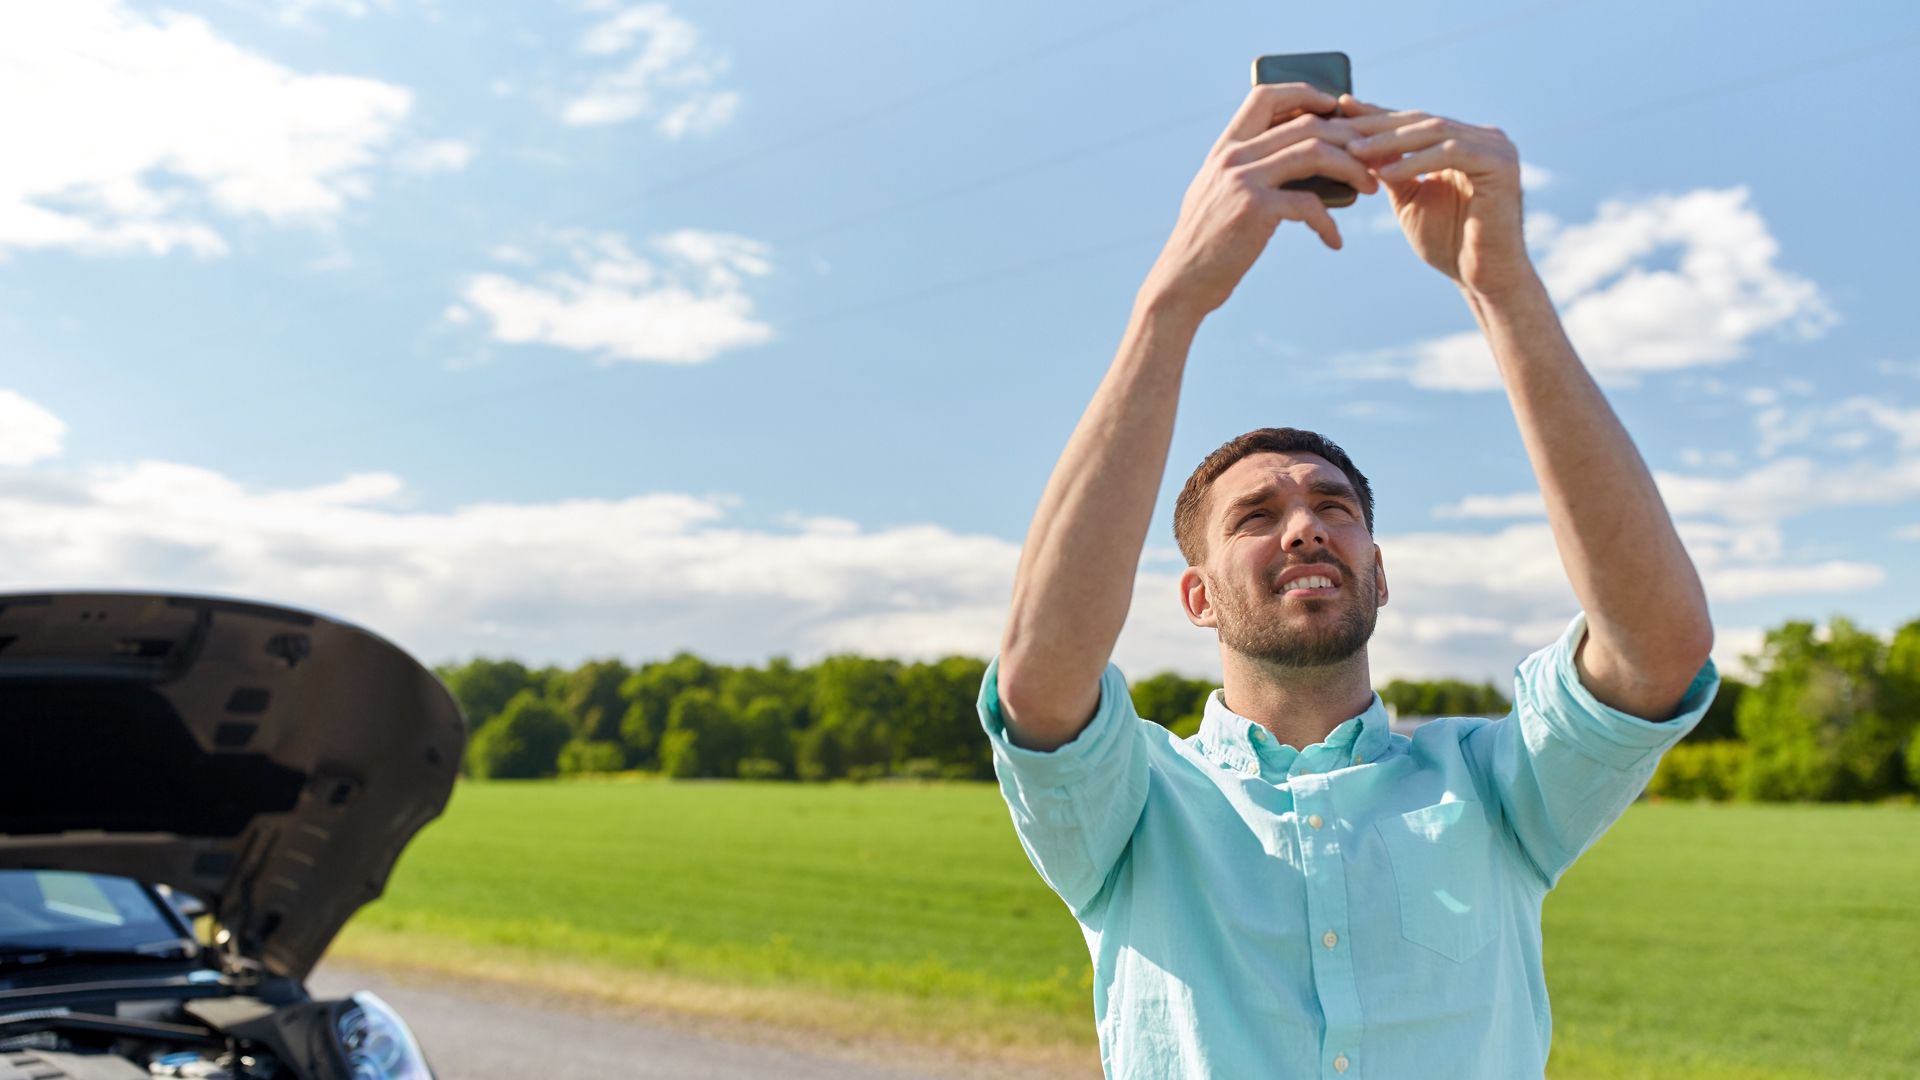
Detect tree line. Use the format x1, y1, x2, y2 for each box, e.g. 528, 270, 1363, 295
439, 652, 1510, 783
1651, 616, 1920, 802
438, 613, 1920, 801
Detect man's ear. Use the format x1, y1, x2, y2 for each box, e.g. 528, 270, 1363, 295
1180, 566, 1218, 628
1374, 544, 1389, 608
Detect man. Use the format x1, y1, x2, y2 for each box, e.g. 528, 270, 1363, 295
979, 82, 1719, 1078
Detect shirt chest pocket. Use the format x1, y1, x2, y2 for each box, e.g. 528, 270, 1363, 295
1373, 800, 1500, 963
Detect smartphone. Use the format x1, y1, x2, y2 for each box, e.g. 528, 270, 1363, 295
1251, 52, 1355, 208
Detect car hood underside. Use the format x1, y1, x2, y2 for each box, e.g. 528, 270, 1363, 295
0, 592, 464, 980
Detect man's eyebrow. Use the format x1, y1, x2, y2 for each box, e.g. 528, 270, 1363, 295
1219, 486, 1275, 523
1308, 477, 1359, 503
1218, 477, 1361, 527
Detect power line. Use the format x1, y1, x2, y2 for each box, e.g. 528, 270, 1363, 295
1528, 27, 1920, 141
249, 231, 1169, 456
234, 11, 1920, 453
574, 0, 1201, 217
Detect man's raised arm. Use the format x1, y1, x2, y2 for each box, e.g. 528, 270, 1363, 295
995, 84, 1379, 749
1342, 96, 1713, 718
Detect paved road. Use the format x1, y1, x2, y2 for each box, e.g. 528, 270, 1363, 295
308, 964, 959, 1080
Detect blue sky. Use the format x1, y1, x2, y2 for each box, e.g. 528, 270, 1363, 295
3, 0, 1918, 683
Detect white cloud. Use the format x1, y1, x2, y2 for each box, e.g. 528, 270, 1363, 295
1433, 491, 1545, 520
658, 90, 742, 139
1519, 162, 1555, 191
1384, 188, 1832, 391
1899, 524, 1920, 541
1754, 403, 1813, 457
1679, 448, 1739, 469
1848, 399, 1920, 450
1656, 456, 1920, 524
0, 413, 1885, 685
1446, 454, 1920, 532
0, 392, 67, 466
262, 0, 389, 24
453, 228, 774, 364
0, 449, 1023, 667
1702, 561, 1884, 600
395, 139, 475, 175
0, 0, 414, 258
560, 3, 739, 138
1710, 627, 1765, 682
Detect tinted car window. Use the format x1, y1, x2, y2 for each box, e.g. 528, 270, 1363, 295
0, 870, 182, 952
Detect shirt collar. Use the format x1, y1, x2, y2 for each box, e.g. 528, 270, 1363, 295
1197, 688, 1394, 773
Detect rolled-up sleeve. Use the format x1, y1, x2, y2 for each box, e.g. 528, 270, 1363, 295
978, 659, 1151, 914
1469, 612, 1719, 887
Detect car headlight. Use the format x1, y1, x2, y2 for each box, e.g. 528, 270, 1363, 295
334, 992, 433, 1080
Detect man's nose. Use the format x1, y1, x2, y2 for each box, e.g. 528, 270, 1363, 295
1282, 509, 1326, 549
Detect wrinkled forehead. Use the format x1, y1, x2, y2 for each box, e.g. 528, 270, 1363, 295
1209, 451, 1345, 512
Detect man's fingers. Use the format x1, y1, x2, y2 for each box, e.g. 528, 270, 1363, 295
1348, 117, 1454, 162
1343, 110, 1433, 137
1222, 82, 1338, 145
1373, 141, 1499, 183
1242, 137, 1380, 198
1227, 110, 1360, 165
1270, 190, 1342, 250
1337, 94, 1387, 117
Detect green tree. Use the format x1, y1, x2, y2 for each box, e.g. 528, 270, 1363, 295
619, 653, 722, 769
465, 690, 572, 779
810, 655, 903, 774
437, 657, 541, 736
897, 657, 991, 776
1647, 741, 1749, 801
719, 658, 812, 724
1131, 671, 1212, 738
1738, 618, 1906, 801
1378, 678, 1511, 718
556, 739, 626, 775
738, 696, 797, 777
553, 658, 631, 743
796, 724, 847, 782
658, 728, 701, 779
1687, 677, 1748, 742
1886, 620, 1920, 793
665, 687, 745, 779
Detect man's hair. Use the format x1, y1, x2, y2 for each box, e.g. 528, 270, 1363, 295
1173, 428, 1375, 566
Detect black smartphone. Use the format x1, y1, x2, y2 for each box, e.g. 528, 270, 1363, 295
1251, 52, 1355, 208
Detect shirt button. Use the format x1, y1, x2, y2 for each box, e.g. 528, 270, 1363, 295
1334, 1054, 1350, 1073
1353, 752, 1365, 765
1308, 814, 1324, 829
1322, 930, 1338, 950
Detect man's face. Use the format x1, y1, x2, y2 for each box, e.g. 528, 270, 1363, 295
1179, 451, 1388, 668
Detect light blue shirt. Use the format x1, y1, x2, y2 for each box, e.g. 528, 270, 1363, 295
979, 614, 1718, 1079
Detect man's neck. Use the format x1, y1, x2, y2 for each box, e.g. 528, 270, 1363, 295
1218, 648, 1376, 751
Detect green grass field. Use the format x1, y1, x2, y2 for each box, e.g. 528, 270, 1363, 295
334, 782, 1919, 1079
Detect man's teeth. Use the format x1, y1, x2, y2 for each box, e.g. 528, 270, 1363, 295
1284, 575, 1335, 591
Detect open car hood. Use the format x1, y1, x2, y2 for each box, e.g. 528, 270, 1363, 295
0, 592, 465, 981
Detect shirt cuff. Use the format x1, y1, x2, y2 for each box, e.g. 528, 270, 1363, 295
978, 658, 1138, 787
1517, 612, 1721, 771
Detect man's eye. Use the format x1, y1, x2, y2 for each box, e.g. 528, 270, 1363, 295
1238, 511, 1267, 527
1320, 503, 1350, 516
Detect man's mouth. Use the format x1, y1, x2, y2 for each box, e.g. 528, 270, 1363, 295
1273, 563, 1345, 598
1278, 574, 1338, 597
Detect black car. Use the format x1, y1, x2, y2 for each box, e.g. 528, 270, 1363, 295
1, 592, 465, 1079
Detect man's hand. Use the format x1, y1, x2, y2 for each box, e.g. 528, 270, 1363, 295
1140, 83, 1380, 321
1341, 97, 1714, 717
1340, 96, 1531, 298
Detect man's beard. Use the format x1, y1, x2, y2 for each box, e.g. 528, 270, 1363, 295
1211, 556, 1379, 669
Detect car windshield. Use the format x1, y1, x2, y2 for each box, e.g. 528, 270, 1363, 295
0, 870, 185, 955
